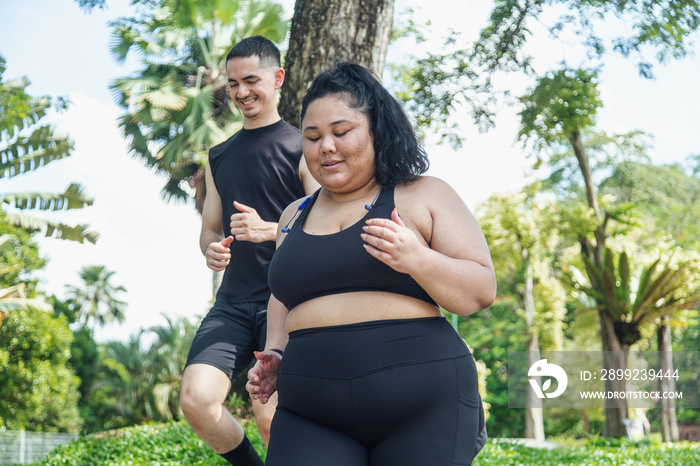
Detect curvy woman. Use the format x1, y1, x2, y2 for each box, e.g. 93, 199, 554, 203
247, 62, 496, 466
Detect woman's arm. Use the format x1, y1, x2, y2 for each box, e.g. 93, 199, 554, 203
247, 294, 288, 404
362, 176, 496, 315
246, 199, 306, 402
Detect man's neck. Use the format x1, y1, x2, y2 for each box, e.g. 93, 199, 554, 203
243, 112, 282, 130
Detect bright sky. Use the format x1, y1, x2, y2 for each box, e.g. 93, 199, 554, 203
1, 0, 698, 342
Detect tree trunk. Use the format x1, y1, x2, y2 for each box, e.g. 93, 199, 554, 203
599, 310, 629, 437
279, 0, 394, 128
524, 263, 545, 440
658, 316, 679, 442
569, 129, 628, 437
569, 130, 605, 267
582, 409, 590, 435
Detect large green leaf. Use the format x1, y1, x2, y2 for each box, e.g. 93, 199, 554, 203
0, 183, 94, 211
581, 252, 603, 290
4, 212, 99, 244
619, 251, 631, 309
0, 126, 74, 178
142, 81, 189, 110
632, 257, 661, 310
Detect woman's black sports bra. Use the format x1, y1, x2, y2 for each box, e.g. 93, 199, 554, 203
268, 186, 437, 310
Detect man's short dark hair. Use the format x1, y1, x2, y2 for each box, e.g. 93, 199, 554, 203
226, 36, 281, 68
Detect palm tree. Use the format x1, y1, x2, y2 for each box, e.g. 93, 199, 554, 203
519, 67, 635, 436
109, 0, 289, 212
146, 314, 198, 420
65, 265, 127, 330
570, 249, 700, 351
566, 247, 700, 437
0, 56, 98, 243
93, 336, 153, 427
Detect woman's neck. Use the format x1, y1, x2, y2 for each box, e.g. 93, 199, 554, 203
320, 182, 380, 205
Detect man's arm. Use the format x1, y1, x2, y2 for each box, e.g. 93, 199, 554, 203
200, 163, 232, 271
229, 201, 277, 243
230, 156, 319, 242
299, 156, 320, 195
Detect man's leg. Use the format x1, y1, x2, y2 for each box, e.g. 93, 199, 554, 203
252, 391, 277, 446
251, 301, 278, 446
180, 363, 262, 465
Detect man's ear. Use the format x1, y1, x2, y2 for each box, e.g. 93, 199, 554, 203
274, 68, 285, 90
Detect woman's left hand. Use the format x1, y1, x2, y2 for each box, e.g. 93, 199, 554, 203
361, 208, 426, 275
246, 351, 282, 404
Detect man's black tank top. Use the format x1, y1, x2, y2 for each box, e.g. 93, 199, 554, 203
209, 119, 304, 302
268, 186, 437, 310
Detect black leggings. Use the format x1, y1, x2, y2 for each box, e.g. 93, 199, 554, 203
266, 317, 480, 466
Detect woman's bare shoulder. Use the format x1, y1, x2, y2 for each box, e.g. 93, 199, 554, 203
395, 176, 461, 206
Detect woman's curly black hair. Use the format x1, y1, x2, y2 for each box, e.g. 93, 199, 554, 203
300, 62, 429, 188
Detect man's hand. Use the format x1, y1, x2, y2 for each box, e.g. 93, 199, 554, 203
205, 236, 234, 272
230, 201, 276, 243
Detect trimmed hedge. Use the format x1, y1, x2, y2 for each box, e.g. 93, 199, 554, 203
33, 420, 700, 465
35, 420, 264, 465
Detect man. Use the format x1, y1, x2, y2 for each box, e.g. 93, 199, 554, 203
180, 36, 317, 466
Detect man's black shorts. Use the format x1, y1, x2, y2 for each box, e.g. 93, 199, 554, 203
185, 298, 268, 381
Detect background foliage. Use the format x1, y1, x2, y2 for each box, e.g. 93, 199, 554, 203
1, 0, 698, 462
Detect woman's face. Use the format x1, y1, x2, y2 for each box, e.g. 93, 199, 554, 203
301, 94, 376, 193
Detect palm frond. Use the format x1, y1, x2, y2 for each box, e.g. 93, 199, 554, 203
0, 283, 25, 300
618, 251, 631, 309
4, 212, 99, 244
0, 183, 94, 211
633, 266, 677, 314
0, 126, 74, 178
243, 0, 288, 43
161, 175, 192, 204
110, 24, 166, 64
1, 87, 51, 141
0, 296, 52, 312
632, 257, 661, 309
142, 80, 188, 110
211, 0, 242, 24
581, 252, 602, 291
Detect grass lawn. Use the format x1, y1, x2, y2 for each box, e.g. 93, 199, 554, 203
474, 436, 700, 465
29, 420, 700, 465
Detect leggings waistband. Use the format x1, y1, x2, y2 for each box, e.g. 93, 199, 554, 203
282, 316, 471, 378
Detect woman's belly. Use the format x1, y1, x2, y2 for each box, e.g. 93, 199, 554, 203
285, 291, 441, 333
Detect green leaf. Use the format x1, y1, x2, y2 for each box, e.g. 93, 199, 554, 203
581, 253, 602, 290
632, 257, 661, 310
0, 183, 94, 211
4, 212, 99, 244
0, 126, 74, 178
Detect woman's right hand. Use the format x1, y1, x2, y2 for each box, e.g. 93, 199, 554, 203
246, 350, 282, 404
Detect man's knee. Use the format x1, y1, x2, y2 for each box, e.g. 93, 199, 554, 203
180, 364, 232, 421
